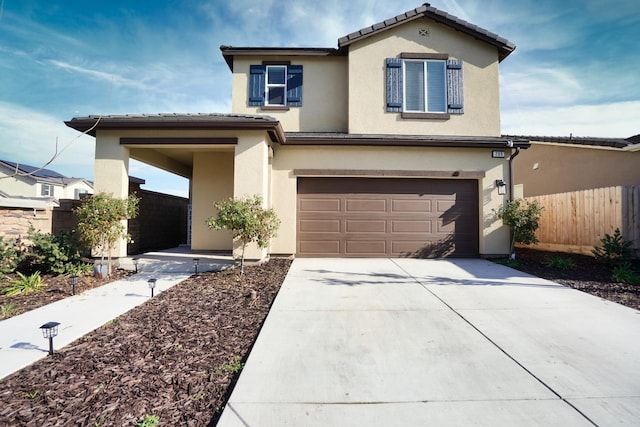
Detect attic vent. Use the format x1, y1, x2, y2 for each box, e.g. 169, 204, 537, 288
418, 28, 429, 37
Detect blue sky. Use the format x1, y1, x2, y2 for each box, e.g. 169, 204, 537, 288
1, 0, 638, 197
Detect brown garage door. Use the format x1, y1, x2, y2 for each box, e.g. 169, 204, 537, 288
297, 177, 478, 257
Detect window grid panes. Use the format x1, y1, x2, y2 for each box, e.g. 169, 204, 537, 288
403, 60, 446, 113
266, 66, 287, 106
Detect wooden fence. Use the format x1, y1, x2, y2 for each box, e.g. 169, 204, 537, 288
523, 186, 640, 258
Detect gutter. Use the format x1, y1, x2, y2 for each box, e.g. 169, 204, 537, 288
508, 143, 521, 201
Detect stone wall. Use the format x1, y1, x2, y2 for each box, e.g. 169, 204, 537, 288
0, 207, 53, 242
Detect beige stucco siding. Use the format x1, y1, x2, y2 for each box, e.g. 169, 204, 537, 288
515, 143, 640, 197
231, 56, 348, 132
0, 171, 35, 196
347, 20, 501, 136
191, 152, 234, 250
270, 145, 511, 256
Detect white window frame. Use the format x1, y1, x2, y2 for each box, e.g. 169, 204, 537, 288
265, 65, 287, 106
402, 59, 447, 114
41, 183, 53, 197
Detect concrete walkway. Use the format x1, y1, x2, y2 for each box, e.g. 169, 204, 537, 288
218, 258, 640, 427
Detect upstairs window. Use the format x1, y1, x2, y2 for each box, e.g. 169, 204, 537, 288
386, 55, 463, 117
41, 184, 53, 196
249, 64, 303, 108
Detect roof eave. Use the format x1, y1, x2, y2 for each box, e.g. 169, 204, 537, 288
220, 46, 343, 71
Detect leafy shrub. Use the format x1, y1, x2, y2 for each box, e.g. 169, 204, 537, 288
545, 256, 576, 270
0, 236, 22, 276
494, 199, 544, 256
18, 228, 85, 275
612, 262, 640, 285
592, 228, 632, 266
0, 303, 17, 319
2, 272, 46, 296
206, 195, 280, 273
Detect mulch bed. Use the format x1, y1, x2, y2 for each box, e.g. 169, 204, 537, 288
0, 258, 291, 426
510, 247, 640, 310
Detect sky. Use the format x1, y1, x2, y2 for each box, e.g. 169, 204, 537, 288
1, 0, 638, 198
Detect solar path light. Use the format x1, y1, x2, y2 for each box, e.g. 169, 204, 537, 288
40, 321, 60, 356
148, 278, 157, 297
193, 258, 200, 275
69, 275, 78, 295
132, 258, 139, 273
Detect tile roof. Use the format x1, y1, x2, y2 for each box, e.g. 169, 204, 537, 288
503, 134, 638, 149
338, 3, 516, 61
65, 113, 286, 143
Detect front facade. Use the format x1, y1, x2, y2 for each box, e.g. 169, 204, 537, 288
66, 4, 527, 260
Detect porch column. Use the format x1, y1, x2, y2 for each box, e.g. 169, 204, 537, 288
94, 132, 130, 258
233, 133, 270, 261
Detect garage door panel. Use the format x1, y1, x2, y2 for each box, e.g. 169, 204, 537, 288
299, 219, 341, 233
346, 199, 386, 212
345, 220, 386, 233
392, 199, 432, 213
297, 177, 478, 257
299, 198, 341, 212
345, 240, 387, 255
391, 220, 432, 233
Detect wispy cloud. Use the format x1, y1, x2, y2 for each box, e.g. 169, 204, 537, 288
49, 60, 150, 91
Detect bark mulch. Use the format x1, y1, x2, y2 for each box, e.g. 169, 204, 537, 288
0, 258, 291, 426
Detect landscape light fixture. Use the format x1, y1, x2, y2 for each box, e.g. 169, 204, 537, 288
148, 278, 157, 297
132, 258, 139, 273
495, 179, 507, 195
40, 321, 60, 356
69, 275, 78, 295
193, 258, 200, 275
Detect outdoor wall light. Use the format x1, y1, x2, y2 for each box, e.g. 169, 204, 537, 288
148, 278, 157, 297
193, 258, 200, 275
40, 321, 60, 356
132, 258, 139, 273
69, 275, 78, 295
495, 179, 507, 195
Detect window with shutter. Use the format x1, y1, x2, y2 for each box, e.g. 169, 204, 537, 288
386, 56, 463, 117
248, 64, 303, 107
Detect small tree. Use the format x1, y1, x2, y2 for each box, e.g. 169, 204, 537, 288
205, 195, 280, 273
75, 192, 139, 277
494, 199, 544, 258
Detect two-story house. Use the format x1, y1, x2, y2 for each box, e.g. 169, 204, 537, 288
0, 160, 93, 204
65, 3, 528, 261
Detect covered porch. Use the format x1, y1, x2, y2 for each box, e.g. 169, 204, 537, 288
65, 114, 285, 263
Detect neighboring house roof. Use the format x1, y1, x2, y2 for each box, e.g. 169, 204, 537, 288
220, 2, 516, 71
0, 159, 93, 187
338, 3, 515, 61
0, 195, 59, 209
65, 113, 287, 143
503, 134, 640, 150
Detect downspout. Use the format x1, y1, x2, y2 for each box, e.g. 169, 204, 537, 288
508, 145, 521, 202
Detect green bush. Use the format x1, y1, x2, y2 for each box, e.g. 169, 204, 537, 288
612, 262, 640, 285
0, 236, 22, 276
545, 256, 576, 270
206, 195, 280, 273
18, 228, 84, 275
494, 199, 544, 256
592, 228, 632, 266
2, 272, 46, 296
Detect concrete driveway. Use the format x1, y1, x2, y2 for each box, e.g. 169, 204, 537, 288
217, 258, 640, 426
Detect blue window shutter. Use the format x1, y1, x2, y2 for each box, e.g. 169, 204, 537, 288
386, 58, 403, 112
249, 65, 266, 106
446, 59, 464, 114
286, 65, 303, 107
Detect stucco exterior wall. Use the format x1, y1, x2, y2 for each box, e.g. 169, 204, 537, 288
515, 143, 640, 197
0, 172, 34, 196
347, 20, 501, 136
191, 152, 234, 250
231, 56, 348, 132
270, 145, 512, 256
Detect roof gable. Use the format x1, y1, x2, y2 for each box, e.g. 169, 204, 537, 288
338, 3, 515, 61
